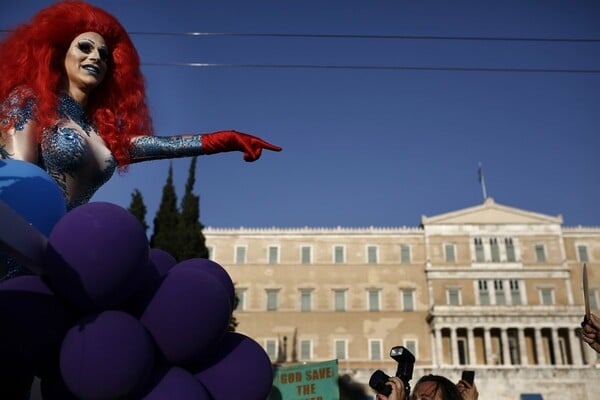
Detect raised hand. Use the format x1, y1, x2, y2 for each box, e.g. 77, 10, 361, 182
201, 130, 281, 162
582, 313, 600, 353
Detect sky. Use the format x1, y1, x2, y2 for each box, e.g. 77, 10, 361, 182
2, 1, 599, 231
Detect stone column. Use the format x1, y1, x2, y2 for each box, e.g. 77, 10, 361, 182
551, 327, 562, 365
569, 327, 583, 365
518, 327, 529, 365
450, 327, 459, 365
484, 327, 492, 365
435, 328, 444, 366
534, 327, 546, 365
430, 330, 437, 367
500, 328, 511, 365
467, 328, 476, 366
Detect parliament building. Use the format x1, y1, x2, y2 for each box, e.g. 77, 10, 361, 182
204, 198, 599, 400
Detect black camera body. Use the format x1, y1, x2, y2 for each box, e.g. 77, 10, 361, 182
368, 346, 415, 397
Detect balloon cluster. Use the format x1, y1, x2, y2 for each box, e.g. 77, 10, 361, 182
0, 160, 273, 400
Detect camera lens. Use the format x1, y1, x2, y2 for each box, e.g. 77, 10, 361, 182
369, 370, 392, 396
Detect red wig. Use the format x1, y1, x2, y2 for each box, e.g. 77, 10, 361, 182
0, 1, 153, 166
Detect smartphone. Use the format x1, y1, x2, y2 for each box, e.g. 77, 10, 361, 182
461, 370, 475, 385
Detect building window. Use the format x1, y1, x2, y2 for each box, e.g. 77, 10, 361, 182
300, 289, 312, 312
268, 245, 279, 264
577, 245, 589, 263
404, 339, 418, 358
508, 332, 521, 365
402, 289, 415, 311
505, 238, 516, 262
266, 289, 279, 311
535, 244, 546, 262
494, 280, 506, 305
334, 339, 347, 360
400, 244, 411, 264
539, 288, 554, 305
478, 280, 490, 305
334, 245, 345, 264
445, 244, 456, 263
300, 340, 312, 361
490, 238, 500, 262
369, 339, 383, 360
265, 339, 278, 360
235, 289, 246, 311
367, 245, 378, 264
235, 245, 246, 264
457, 337, 468, 365
474, 238, 484, 262
334, 289, 346, 311
301, 246, 312, 264
447, 288, 461, 305
368, 289, 381, 311
206, 246, 214, 259
510, 280, 522, 305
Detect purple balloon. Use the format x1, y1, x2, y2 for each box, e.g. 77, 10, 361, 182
0, 276, 76, 375
138, 366, 212, 400
120, 261, 163, 318
60, 310, 155, 400
149, 248, 177, 277
140, 264, 230, 365
44, 202, 149, 311
193, 332, 273, 400
40, 363, 79, 400
176, 258, 236, 309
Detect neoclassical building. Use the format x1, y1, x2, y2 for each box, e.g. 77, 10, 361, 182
205, 198, 599, 400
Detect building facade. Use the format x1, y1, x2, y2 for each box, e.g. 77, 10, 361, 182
205, 198, 599, 399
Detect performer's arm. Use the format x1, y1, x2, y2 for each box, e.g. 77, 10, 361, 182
128, 130, 281, 164
0, 116, 39, 162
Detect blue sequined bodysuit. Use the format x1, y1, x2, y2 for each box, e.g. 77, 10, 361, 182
0, 90, 205, 210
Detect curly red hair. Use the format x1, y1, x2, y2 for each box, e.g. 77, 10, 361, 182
0, 1, 153, 166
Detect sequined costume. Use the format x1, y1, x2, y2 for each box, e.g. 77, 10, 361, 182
1, 89, 206, 211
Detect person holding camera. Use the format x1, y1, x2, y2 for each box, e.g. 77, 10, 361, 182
376, 374, 478, 400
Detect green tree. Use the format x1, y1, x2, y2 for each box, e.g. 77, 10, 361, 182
150, 163, 181, 257
178, 156, 209, 260
127, 188, 149, 233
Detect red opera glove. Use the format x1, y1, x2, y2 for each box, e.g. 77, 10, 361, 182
201, 130, 282, 162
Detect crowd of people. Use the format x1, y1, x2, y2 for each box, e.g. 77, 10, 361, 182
339, 311, 600, 400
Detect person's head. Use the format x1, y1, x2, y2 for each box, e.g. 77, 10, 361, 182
64, 31, 109, 99
0, 1, 153, 166
410, 375, 462, 400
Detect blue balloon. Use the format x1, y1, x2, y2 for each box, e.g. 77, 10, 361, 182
0, 159, 66, 236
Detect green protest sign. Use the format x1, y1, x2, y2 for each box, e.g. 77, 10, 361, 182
270, 359, 339, 400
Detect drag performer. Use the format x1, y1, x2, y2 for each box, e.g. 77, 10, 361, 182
0, 1, 280, 209
0, 1, 280, 280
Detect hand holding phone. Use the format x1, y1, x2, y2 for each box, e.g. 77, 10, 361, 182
461, 370, 475, 385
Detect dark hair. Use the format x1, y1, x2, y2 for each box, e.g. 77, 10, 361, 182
412, 375, 462, 400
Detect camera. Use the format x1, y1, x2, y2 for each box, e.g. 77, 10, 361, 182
369, 346, 415, 397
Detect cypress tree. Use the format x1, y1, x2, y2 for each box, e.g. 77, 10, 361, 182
178, 156, 209, 260
150, 163, 181, 257
127, 188, 149, 233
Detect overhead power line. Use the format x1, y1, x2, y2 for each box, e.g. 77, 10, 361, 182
143, 62, 600, 74
2, 29, 600, 43
128, 31, 600, 43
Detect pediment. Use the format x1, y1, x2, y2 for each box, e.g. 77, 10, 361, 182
421, 198, 563, 225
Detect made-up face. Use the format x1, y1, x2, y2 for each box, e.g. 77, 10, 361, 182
64, 32, 109, 95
